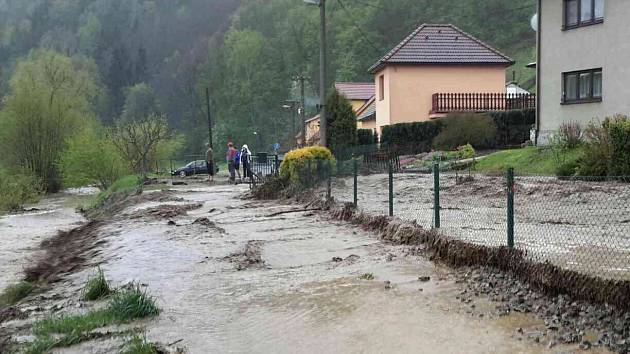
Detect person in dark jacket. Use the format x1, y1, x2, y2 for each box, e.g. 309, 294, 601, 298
241, 144, 252, 179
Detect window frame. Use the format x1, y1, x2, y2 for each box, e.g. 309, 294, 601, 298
562, 68, 603, 104
563, 0, 604, 30
378, 75, 385, 101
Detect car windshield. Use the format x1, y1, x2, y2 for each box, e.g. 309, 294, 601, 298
185, 161, 195, 168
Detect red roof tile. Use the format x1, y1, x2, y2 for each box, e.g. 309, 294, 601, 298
334, 82, 375, 100
369, 24, 513, 73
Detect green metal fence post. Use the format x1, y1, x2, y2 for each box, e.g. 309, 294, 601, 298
353, 158, 358, 207
433, 162, 440, 228
388, 161, 394, 217
326, 160, 332, 200
507, 167, 515, 248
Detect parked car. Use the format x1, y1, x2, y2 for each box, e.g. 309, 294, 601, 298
172, 160, 214, 177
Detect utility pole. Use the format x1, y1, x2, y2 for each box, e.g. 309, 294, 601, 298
318, 0, 327, 147
294, 75, 307, 147
205, 87, 213, 149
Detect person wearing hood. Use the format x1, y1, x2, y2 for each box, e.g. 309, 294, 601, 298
240, 144, 252, 179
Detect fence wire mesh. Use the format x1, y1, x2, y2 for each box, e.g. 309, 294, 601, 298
321, 159, 630, 282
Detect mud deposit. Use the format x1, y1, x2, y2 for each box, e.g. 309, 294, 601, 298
0, 183, 617, 353
331, 173, 630, 281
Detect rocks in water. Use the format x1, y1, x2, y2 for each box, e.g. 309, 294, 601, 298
172, 181, 187, 186
418, 276, 431, 282
332, 257, 343, 262
384, 281, 392, 290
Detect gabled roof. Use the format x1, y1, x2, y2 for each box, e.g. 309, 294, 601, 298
356, 95, 376, 121
368, 24, 514, 73
334, 82, 375, 100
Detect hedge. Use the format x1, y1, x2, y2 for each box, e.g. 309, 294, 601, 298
490, 108, 535, 147
357, 129, 377, 145
380, 121, 442, 154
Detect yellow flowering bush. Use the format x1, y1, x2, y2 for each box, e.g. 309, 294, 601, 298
280, 146, 336, 183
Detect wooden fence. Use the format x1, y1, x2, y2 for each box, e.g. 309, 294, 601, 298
432, 93, 536, 113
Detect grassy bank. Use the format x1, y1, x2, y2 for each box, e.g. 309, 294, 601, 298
473, 147, 584, 175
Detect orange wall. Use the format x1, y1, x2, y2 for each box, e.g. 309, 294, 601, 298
360, 118, 376, 131
374, 65, 507, 131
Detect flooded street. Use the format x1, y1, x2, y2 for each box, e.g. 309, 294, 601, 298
36, 182, 592, 354
0, 188, 96, 290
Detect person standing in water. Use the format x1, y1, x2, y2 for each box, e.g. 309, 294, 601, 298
241, 144, 252, 179
226, 142, 237, 184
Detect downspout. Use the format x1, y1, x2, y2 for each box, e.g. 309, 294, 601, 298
535, 0, 542, 145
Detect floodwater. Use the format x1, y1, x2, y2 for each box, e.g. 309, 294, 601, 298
0, 187, 97, 290
330, 172, 630, 281
50, 183, 588, 353
2, 183, 611, 353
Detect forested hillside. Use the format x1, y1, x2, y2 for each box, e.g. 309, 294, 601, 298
0, 0, 536, 183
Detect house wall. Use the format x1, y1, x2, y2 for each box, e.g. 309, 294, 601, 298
374, 65, 506, 132
349, 99, 367, 113
360, 118, 376, 131
539, 0, 630, 143
305, 118, 320, 145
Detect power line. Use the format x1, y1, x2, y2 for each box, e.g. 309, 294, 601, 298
336, 0, 383, 54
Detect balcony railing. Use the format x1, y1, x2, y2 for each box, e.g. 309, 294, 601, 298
432, 93, 536, 113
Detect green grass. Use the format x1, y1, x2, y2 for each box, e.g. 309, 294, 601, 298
0, 281, 35, 308
82, 268, 112, 301
358, 273, 375, 280
26, 284, 159, 353
84, 175, 141, 214
473, 146, 584, 175
121, 335, 159, 354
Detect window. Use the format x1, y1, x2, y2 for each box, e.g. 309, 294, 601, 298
378, 75, 384, 101
564, 0, 604, 29
562, 68, 602, 104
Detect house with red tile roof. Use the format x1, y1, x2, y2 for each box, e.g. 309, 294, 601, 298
334, 82, 375, 112
369, 24, 516, 133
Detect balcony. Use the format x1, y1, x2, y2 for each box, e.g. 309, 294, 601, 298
431, 93, 536, 114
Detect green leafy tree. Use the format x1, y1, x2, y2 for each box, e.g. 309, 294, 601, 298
0, 50, 99, 192
121, 83, 161, 122
326, 89, 357, 155
60, 126, 129, 190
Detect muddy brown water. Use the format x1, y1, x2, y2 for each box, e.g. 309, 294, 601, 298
0, 188, 97, 290
1, 183, 612, 353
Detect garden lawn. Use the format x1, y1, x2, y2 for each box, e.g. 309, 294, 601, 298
473, 146, 584, 175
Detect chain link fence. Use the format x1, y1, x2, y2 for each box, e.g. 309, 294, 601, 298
301, 155, 630, 282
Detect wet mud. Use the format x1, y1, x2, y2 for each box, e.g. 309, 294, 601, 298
0, 182, 621, 353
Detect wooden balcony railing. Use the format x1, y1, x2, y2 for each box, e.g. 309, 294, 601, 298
431, 93, 536, 113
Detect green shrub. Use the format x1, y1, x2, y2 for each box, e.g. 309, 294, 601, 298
279, 146, 335, 184
442, 144, 476, 161
0, 169, 42, 212
82, 268, 112, 301
433, 113, 497, 150
490, 108, 535, 147
380, 121, 441, 153
357, 129, 376, 146
556, 160, 579, 177
60, 128, 129, 190
606, 115, 630, 176
576, 115, 630, 177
